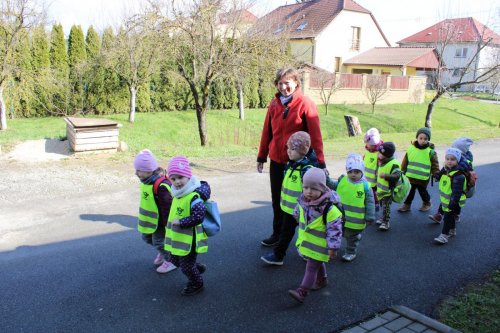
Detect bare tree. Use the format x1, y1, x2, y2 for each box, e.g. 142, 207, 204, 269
0, 0, 42, 130
154, 0, 289, 146
425, 19, 500, 127
103, 7, 161, 123
316, 71, 342, 115
363, 75, 388, 113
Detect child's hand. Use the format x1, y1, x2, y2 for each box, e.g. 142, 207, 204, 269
172, 219, 181, 226
379, 172, 386, 179
328, 249, 337, 259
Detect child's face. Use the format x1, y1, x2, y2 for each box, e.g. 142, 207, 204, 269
377, 152, 386, 161
417, 133, 429, 146
445, 155, 458, 169
347, 169, 363, 182
366, 143, 377, 150
136, 170, 153, 181
170, 174, 189, 189
303, 186, 322, 201
287, 145, 305, 161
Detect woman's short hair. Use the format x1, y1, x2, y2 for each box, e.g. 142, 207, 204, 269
274, 68, 301, 87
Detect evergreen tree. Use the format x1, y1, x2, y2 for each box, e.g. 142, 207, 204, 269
50, 23, 70, 114
99, 27, 128, 114
11, 30, 34, 117
84, 26, 104, 113
68, 25, 87, 112
31, 26, 50, 73
50, 24, 68, 75
31, 26, 52, 116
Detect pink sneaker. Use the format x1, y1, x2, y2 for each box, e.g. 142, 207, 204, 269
156, 261, 177, 274
154, 253, 164, 266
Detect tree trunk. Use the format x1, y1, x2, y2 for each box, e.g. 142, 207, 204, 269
129, 85, 136, 123
371, 103, 375, 113
344, 115, 362, 137
0, 85, 7, 130
425, 90, 444, 128
325, 104, 329, 115
196, 104, 207, 146
237, 82, 244, 120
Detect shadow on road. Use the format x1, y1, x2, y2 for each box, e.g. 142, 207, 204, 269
79, 213, 137, 228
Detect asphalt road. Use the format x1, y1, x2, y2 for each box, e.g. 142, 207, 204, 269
1, 139, 499, 333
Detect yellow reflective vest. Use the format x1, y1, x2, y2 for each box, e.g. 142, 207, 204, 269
376, 159, 401, 199
138, 181, 171, 234
439, 170, 466, 212
405, 145, 432, 180
363, 151, 378, 187
336, 176, 366, 230
296, 204, 342, 262
280, 164, 311, 214
164, 192, 208, 256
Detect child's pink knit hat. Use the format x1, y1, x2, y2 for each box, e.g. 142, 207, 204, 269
134, 149, 158, 172
167, 156, 192, 178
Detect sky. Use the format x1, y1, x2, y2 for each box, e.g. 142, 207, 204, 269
47, 0, 500, 45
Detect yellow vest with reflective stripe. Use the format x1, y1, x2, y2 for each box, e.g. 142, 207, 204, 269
439, 170, 466, 212
165, 192, 208, 256
280, 165, 310, 214
296, 204, 342, 262
376, 159, 401, 199
336, 176, 366, 230
406, 145, 431, 180
137, 182, 171, 234
363, 151, 378, 187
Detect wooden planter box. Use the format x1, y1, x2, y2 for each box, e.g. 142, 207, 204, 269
64, 117, 120, 153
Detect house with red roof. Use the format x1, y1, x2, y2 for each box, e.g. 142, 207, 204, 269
254, 0, 390, 73
397, 17, 500, 92
343, 47, 440, 88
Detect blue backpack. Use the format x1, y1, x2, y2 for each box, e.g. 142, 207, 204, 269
202, 200, 221, 236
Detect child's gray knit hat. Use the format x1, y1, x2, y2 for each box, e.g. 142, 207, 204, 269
452, 137, 473, 153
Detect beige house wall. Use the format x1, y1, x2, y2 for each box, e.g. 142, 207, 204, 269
302, 73, 427, 105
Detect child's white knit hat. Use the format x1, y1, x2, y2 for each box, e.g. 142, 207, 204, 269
346, 153, 364, 173
364, 128, 381, 145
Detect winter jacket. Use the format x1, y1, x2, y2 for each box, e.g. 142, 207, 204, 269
257, 88, 326, 167
436, 166, 465, 213
178, 181, 211, 229
401, 141, 439, 186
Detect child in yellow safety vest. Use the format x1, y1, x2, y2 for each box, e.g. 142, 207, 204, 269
398, 128, 439, 213
288, 167, 343, 304
261, 131, 319, 266
363, 128, 383, 211
330, 153, 375, 262
165, 156, 211, 296
433, 148, 466, 244
134, 149, 177, 274
376, 142, 403, 231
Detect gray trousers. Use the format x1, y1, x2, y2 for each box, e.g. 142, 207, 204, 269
343, 227, 363, 255
141, 226, 167, 256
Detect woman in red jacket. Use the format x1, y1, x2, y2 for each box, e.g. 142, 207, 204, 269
257, 68, 326, 247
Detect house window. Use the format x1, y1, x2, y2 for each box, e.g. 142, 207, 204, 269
452, 68, 464, 77
274, 25, 284, 34
334, 57, 341, 72
351, 26, 361, 51
352, 68, 372, 74
455, 47, 468, 58
296, 22, 307, 31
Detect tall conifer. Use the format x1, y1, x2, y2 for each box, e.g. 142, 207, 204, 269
68, 25, 87, 111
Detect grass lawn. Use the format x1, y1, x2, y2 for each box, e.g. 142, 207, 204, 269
0, 96, 499, 162
438, 270, 500, 333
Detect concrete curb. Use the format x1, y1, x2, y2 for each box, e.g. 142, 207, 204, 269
339, 305, 462, 333
391, 306, 461, 333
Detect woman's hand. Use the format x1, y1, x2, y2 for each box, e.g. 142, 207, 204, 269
328, 249, 337, 259
257, 162, 264, 173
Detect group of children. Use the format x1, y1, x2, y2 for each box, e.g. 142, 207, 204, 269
132, 127, 474, 302
259, 128, 474, 303
134, 150, 210, 296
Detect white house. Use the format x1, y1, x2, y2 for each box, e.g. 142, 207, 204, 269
397, 17, 500, 92
254, 0, 390, 73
